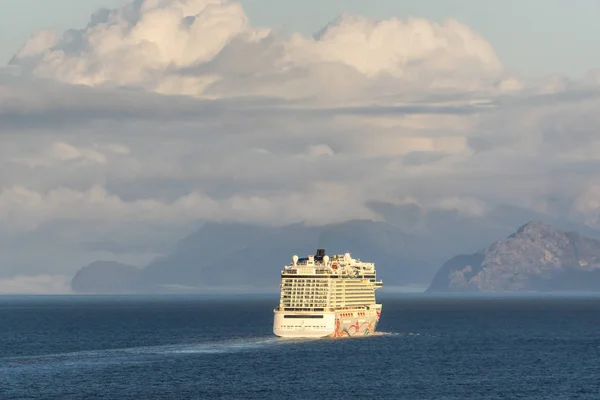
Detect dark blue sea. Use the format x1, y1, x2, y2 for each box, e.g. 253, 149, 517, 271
2, 293, 600, 399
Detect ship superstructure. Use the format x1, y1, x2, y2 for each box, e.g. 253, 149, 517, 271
273, 249, 383, 338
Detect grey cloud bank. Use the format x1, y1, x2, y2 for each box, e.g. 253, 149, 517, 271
2, 0, 600, 293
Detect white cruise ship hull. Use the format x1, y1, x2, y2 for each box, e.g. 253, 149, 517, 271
273, 306, 381, 339
273, 310, 336, 338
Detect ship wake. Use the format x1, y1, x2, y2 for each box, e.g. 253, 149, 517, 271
1, 336, 317, 373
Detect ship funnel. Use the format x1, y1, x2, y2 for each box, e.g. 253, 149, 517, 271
316, 249, 326, 258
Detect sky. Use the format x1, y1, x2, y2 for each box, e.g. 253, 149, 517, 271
2, 0, 600, 293
2, 0, 600, 78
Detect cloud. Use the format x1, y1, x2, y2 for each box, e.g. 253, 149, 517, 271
10, 0, 514, 101
288, 15, 502, 83
0, 274, 72, 294
3, 0, 600, 286
10, 0, 265, 90
308, 144, 334, 157
0, 183, 378, 232
571, 184, 600, 226
12, 141, 110, 168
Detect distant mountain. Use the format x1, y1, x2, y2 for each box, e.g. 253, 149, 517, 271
140, 222, 322, 289
428, 221, 600, 292
70, 219, 436, 293
140, 219, 434, 290
366, 201, 600, 258
71, 261, 140, 293
70, 205, 600, 293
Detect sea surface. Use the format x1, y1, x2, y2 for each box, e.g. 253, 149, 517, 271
2, 293, 600, 399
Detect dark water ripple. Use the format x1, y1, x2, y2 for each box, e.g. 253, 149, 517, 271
2, 294, 600, 399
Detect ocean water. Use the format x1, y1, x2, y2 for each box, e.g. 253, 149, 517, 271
2, 293, 600, 399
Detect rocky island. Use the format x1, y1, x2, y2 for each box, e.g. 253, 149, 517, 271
428, 221, 600, 292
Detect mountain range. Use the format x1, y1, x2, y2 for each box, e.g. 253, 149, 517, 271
70, 202, 600, 293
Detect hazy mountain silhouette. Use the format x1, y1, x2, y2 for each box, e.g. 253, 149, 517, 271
71, 261, 140, 293
70, 206, 600, 293
138, 219, 433, 290
366, 201, 600, 258
71, 219, 434, 293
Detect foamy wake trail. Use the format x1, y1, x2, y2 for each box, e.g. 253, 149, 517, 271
166, 336, 315, 354
2, 333, 405, 373
1, 336, 317, 371
369, 331, 401, 336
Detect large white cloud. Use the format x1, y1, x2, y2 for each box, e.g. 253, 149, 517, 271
10, 0, 514, 100
11, 0, 262, 89
3, 0, 600, 285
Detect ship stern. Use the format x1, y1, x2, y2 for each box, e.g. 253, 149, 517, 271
273, 310, 336, 338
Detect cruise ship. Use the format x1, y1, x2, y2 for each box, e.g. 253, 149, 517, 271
273, 249, 383, 338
